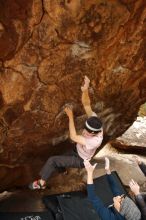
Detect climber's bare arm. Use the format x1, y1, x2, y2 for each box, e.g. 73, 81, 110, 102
81, 76, 95, 117
64, 106, 86, 145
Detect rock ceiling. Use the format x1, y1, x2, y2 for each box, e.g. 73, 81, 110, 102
0, 0, 146, 190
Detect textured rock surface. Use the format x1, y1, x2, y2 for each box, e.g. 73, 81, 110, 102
111, 116, 146, 153
139, 103, 146, 116
0, 0, 146, 191
95, 144, 146, 186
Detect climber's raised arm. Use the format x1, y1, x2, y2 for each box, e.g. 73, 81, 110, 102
81, 75, 96, 117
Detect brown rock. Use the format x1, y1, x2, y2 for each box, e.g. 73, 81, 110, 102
0, 0, 146, 191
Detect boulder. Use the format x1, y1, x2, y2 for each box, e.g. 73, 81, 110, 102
0, 0, 146, 190
111, 117, 146, 154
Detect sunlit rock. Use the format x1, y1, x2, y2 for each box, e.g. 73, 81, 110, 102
111, 117, 146, 153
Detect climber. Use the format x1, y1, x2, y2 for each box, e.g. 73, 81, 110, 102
84, 157, 141, 220
29, 75, 103, 190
